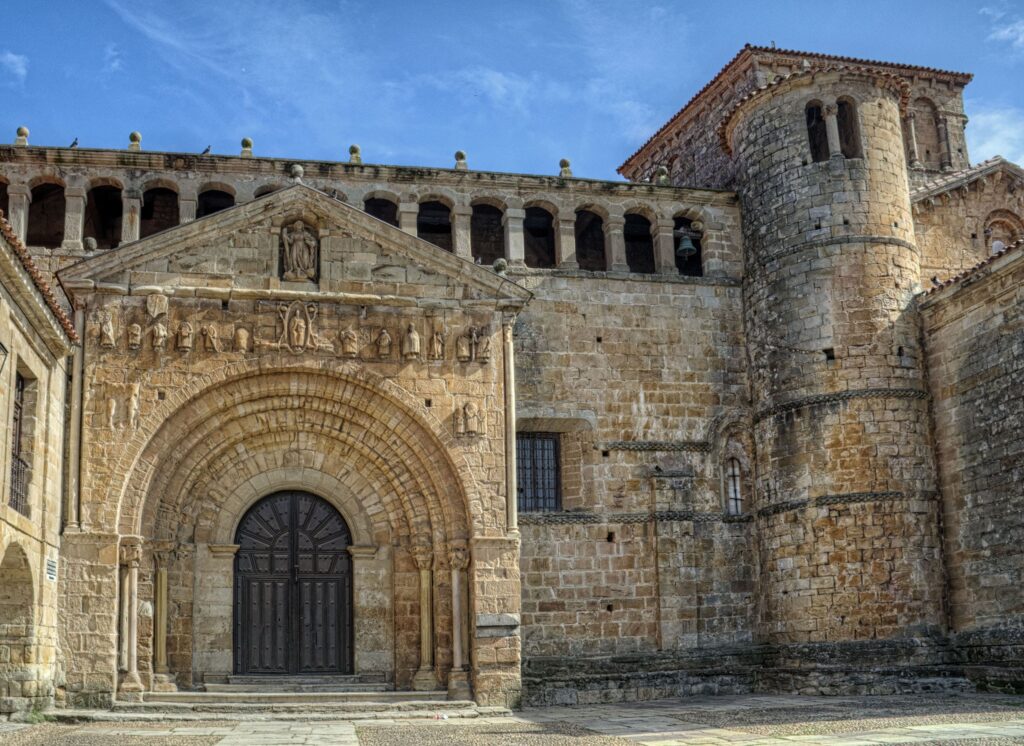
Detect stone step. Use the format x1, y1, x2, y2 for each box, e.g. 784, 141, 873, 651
50, 702, 502, 723
143, 690, 451, 705
205, 681, 390, 693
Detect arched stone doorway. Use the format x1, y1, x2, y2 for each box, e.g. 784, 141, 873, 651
233, 491, 354, 675
0, 542, 35, 702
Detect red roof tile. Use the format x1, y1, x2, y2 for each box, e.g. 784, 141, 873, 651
0, 212, 78, 343
924, 237, 1024, 295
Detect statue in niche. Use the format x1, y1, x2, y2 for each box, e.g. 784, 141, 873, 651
402, 323, 420, 360
377, 328, 392, 359
463, 402, 481, 435
202, 325, 219, 352
106, 397, 117, 429
99, 313, 116, 348
177, 321, 193, 351
289, 313, 307, 349
127, 323, 142, 350
275, 301, 331, 354
476, 329, 491, 362
280, 219, 319, 281
340, 328, 359, 358
127, 383, 141, 430
152, 323, 168, 351
234, 327, 250, 353
456, 332, 472, 362
430, 329, 445, 360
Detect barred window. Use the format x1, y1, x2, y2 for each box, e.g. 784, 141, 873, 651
9, 373, 29, 516
726, 458, 743, 516
517, 433, 561, 512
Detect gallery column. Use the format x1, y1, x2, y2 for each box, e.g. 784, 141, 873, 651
118, 538, 144, 697
411, 544, 438, 691
447, 541, 471, 699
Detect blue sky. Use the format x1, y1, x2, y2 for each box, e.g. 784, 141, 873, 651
3, 0, 1023, 181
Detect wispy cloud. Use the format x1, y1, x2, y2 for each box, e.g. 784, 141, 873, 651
103, 43, 123, 73
981, 5, 1024, 51
966, 104, 1024, 163
0, 51, 28, 85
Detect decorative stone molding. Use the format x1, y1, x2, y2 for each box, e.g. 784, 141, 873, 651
207, 543, 240, 558
754, 387, 929, 422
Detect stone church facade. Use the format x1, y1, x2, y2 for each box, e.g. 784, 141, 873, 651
0, 45, 1022, 715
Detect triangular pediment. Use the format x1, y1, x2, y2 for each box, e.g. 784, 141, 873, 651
59, 184, 530, 307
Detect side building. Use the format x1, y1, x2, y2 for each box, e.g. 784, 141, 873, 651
0, 215, 76, 716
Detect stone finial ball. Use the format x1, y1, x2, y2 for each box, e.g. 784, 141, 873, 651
290, 164, 304, 179
349, 144, 361, 154
129, 131, 142, 143
656, 165, 668, 176
492, 257, 509, 274
16, 126, 28, 138
559, 158, 570, 168
83, 237, 98, 250
241, 137, 253, 148
455, 150, 466, 160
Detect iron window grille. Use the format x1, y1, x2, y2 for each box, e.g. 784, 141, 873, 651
9, 373, 29, 516
517, 433, 561, 512
726, 457, 743, 516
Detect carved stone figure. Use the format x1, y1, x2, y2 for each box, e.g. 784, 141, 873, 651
100, 313, 116, 348
463, 402, 481, 435
402, 323, 420, 360
127, 383, 141, 430
377, 328, 392, 359
177, 322, 193, 351
127, 323, 142, 350
476, 331, 491, 362
152, 323, 168, 351
146, 293, 168, 319
469, 327, 480, 360
340, 328, 359, 358
106, 397, 117, 429
275, 301, 331, 354
202, 325, 219, 352
456, 332, 472, 362
234, 327, 250, 353
430, 329, 445, 360
289, 314, 307, 349
281, 219, 318, 281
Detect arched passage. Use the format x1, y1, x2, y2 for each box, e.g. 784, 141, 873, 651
575, 209, 606, 271
417, 200, 453, 252
27, 182, 65, 248
197, 188, 235, 218
141, 186, 179, 238
0, 542, 35, 700
84, 184, 123, 250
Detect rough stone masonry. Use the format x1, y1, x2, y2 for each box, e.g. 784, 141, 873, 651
0, 44, 1022, 717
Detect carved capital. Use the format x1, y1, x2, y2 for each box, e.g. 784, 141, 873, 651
119, 538, 143, 568
448, 540, 469, 571
410, 544, 434, 571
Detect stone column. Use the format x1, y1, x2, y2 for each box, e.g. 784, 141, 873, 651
905, 112, 921, 169
179, 197, 197, 224
7, 184, 30, 245
654, 218, 677, 275
64, 302, 85, 531
118, 538, 144, 697
503, 207, 525, 266
447, 541, 471, 699
399, 201, 419, 236
605, 216, 628, 272
411, 545, 439, 691
938, 115, 953, 171
824, 104, 842, 159
62, 186, 86, 250
555, 216, 578, 269
452, 204, 473, 260
122, 191, 141, 244
502, 313, 518, 534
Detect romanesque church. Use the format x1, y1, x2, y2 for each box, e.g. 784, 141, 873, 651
0, 45, 1021, 716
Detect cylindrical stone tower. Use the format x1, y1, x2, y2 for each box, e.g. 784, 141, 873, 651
720, 68, 946, 683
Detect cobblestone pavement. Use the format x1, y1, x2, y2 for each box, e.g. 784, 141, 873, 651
2, 694, 1024, 745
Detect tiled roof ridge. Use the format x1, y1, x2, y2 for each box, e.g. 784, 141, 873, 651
618, 43, 972, 175
911, 156, 1024, 202
924, 237, 1024, 295
0, 211, 78, 342
716, 64, 911, 156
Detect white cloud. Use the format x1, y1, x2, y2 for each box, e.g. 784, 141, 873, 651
981, 4, 1024, 51
0, 51, 28, 84
966, 104, 1024, 164
103, 43, 123, 73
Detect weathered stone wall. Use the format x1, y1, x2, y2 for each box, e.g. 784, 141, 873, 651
727, 70, 945, 663
921, 247, 1024, 691
0, 231, 71, 716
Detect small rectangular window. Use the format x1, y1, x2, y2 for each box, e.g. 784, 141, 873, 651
726, 458, 743, 516
516, 433, 561, 512
9, 373, 30, 516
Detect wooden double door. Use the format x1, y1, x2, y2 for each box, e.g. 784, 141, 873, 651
233, 491, 353, 675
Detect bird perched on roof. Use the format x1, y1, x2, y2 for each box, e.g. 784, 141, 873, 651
201, 145, 211, 155
69, 137, 78, 148
931, 276, 941, 287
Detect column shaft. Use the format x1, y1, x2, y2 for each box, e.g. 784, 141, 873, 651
122, 193, 141, 244
605, 218, 628, 272
7, 186, 30, 245
154, 565, 169, 674
63, 187, 86, 250
399, 202, 418, 236
654, 219, 677, 275
824, 105, 842, 158
905, 113, 921, 168
452, 205, 473, 260
504, 208, 525, 265
503, 315, 518, 533
411, 547, 438, 690
555, 217, 578, 269
179, 198, 197, 224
